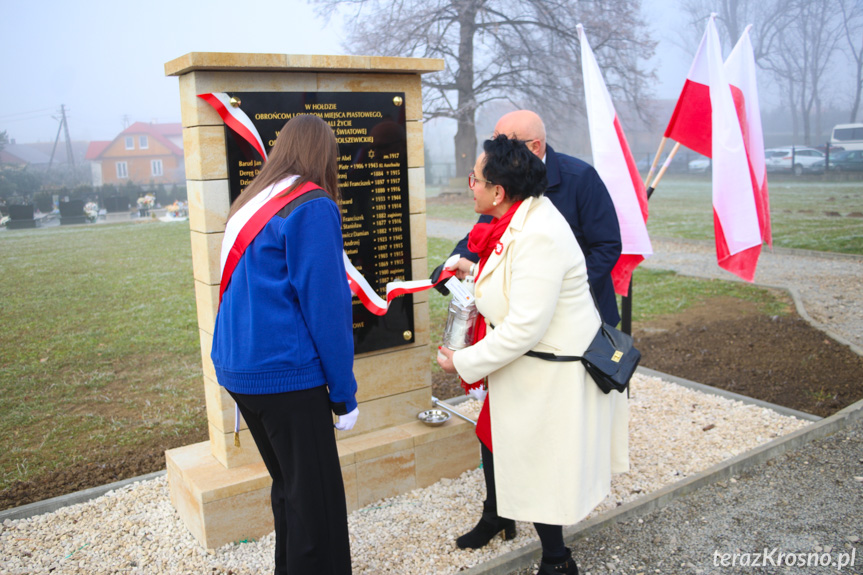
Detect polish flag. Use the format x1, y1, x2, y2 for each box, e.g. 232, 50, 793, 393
664, 16, 763, 281
578, 24, 652, 296
725, 26, 772, 248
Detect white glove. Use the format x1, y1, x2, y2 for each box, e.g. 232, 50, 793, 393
468, 387, 487, 402
334, 407, 359, 431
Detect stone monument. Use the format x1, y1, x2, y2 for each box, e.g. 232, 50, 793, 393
164, 53, 478, 549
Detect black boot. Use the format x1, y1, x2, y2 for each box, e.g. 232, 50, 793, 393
455, 504, 517, 549
536, 547, 578, 575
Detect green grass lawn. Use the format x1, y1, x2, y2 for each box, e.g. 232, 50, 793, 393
429, 175, 863, 255
645, 175, 863, 254
0, 222, 204, 490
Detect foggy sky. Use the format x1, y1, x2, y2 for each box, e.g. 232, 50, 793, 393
0, 0, 691, 145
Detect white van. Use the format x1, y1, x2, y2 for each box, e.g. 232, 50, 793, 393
830, 123, 863, 151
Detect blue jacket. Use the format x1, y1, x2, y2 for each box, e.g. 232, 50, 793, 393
453, 145, 622, 325
211, 190, 358, 415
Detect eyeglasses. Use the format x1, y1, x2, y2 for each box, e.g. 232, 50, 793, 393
468, 172, 493, 188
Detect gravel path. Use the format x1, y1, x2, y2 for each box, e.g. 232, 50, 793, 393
0, 374, 812, 574
511, 412, 863, 575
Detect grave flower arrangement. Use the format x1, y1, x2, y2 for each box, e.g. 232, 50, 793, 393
84, 202, 99, 222
166, 201, 187, 218
137, 194, 155, 217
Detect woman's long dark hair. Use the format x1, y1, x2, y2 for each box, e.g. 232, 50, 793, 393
227, 114, 340, 221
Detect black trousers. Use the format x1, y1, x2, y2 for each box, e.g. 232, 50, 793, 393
229, 386, 351, 575
481, 443, 566, 559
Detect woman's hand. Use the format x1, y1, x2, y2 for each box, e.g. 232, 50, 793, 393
454, 257, 476, 279
437, 346, 457, 374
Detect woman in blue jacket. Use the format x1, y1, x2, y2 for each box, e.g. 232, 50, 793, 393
211, 114, 358, 575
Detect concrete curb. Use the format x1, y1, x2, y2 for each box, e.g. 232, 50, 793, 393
776, 282, 863, 357
462, 397, 863, 574
0, 470, 166, 523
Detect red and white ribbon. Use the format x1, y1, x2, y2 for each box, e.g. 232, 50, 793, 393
198, 92, 269, 161
344, 253, 459, 316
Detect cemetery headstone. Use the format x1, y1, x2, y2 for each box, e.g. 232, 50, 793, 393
59, 200, 88, 225
7, 204, 36, 229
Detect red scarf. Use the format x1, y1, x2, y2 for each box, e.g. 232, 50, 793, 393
462, 201, 522, 451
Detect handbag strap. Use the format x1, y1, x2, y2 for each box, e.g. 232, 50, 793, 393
522, 285, 602, 363
524, 350, 582, 362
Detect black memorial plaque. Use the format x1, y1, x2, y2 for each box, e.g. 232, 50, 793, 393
223, 92, 413, 354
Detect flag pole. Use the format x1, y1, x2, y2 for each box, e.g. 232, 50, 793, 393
644, 137, 668, 188
621, 140, 679, 335
646, 141, 681, 199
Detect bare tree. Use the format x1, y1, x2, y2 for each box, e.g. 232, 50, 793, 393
679, 0, 789, 62
760, 0, 841, 144
839, 0, 863, 122
312, 0, 656, 175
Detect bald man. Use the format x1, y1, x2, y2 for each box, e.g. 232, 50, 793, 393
437, 110, 622, 326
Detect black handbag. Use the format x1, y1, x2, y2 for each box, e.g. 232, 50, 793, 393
524, 290, 641, 393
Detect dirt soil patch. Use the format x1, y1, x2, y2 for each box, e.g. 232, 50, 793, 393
4, 296, 862, 512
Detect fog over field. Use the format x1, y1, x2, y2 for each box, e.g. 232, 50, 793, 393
1, 0, 857, 151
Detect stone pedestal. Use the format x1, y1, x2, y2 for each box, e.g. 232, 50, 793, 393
166, 415, 478, 549
164, 53, 476, 550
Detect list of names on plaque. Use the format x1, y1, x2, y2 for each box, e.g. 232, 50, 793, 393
223, 92, 413, 354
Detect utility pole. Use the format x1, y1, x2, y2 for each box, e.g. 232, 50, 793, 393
62, 105, 75, 168
48, 104, 75, 171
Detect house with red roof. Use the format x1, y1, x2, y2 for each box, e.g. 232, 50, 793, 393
85, 122, 185, 187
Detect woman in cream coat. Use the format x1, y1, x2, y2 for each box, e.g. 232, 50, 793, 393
438, 136, 628, 575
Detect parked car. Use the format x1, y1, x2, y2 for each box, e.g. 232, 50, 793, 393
764, 146, 826, 175
688, 157, 711, 173
828, 149, 863, 172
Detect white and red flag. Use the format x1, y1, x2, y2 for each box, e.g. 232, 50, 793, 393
664, 16, 763, 281
578, 24, 652, 296
725, 25, 772, 248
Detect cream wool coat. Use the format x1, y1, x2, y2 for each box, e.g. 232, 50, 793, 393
453, 195, 629, 526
